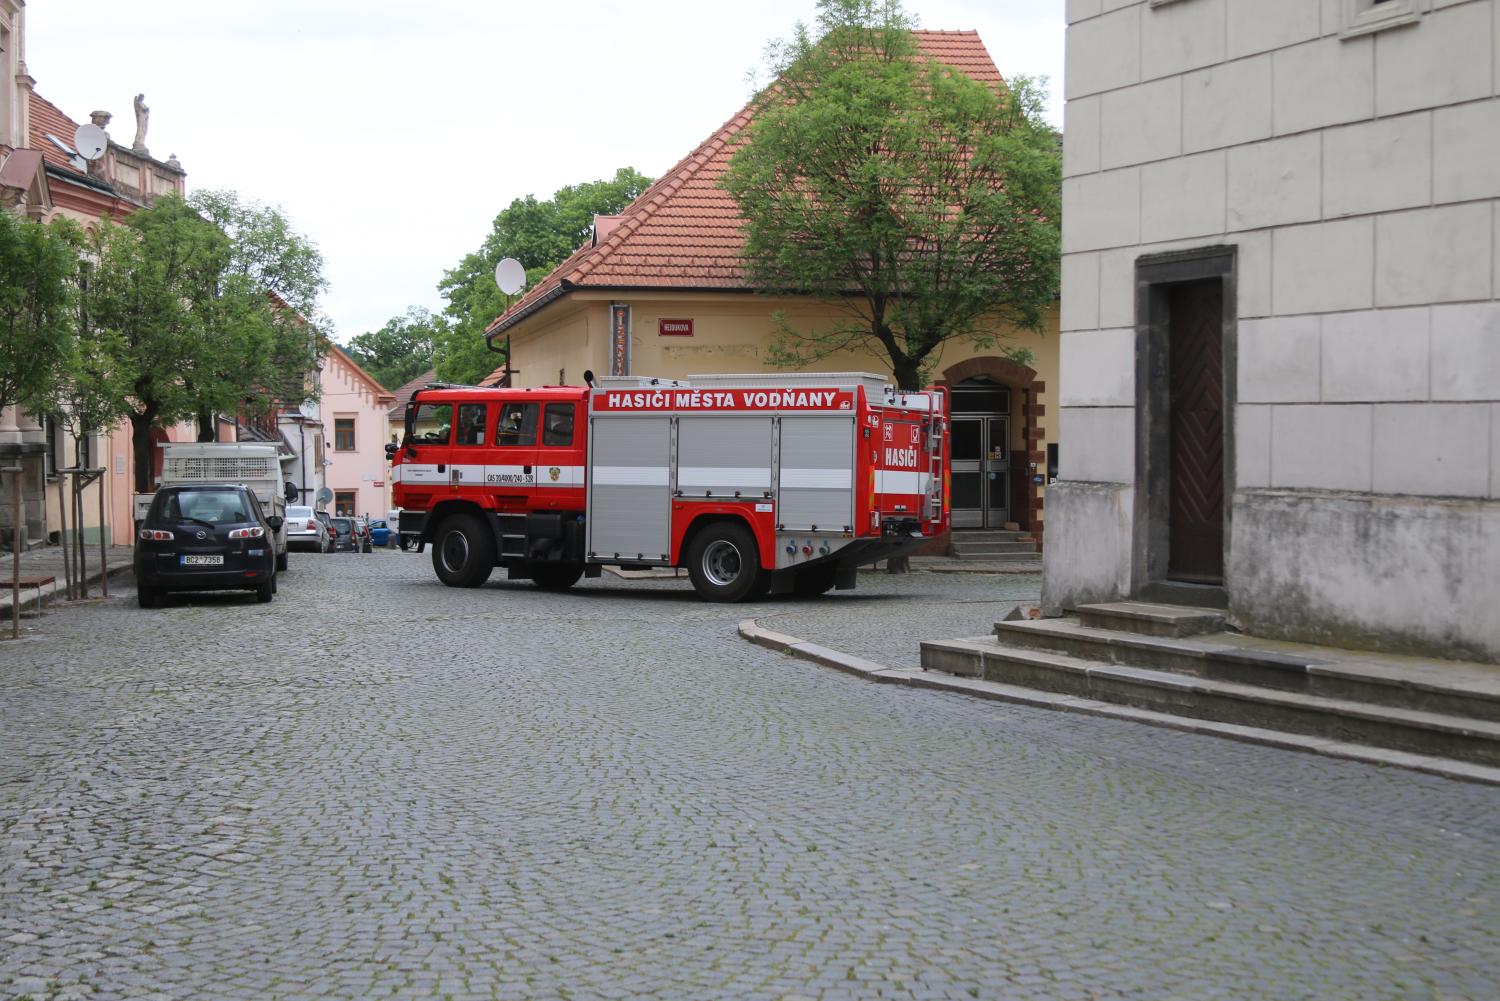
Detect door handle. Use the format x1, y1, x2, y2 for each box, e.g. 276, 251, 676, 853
524, 465, 532, 475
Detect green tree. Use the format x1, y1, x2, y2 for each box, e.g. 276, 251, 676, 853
189, 189, 327, 420
723, 0, 1062, 390
83, 194, 323, 490
0, 212, 77, 419
346, 306, 443, 390
436, 167, 653, 384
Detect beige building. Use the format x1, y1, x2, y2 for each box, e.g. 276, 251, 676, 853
486, 31, 1059, 537
0, 1, 191, 553
1053, 0, 1500, 660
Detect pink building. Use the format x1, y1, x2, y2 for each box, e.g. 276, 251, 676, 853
319, 344, 394, 519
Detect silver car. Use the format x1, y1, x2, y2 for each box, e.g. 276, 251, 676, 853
285, 505, 331, 553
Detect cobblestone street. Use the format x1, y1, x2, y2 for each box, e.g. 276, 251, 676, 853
2, 553, 1498, 1001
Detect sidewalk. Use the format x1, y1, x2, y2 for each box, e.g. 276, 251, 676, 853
0, 544, 134, 621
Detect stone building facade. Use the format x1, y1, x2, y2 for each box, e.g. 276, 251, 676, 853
1052, 0, 1500, 660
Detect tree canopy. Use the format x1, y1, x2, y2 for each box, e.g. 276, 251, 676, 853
346, 306, 443, 391
723, 0, 1062, 389
0, 212, 77, 418
436, 167, 653, 384
82, 193, 327, 489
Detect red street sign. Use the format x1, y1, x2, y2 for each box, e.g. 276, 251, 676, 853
658, 318, 693, 337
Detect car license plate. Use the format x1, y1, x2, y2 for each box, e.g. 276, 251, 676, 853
181, 555, 224, 566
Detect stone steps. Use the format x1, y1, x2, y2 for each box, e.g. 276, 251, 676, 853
954, 549, 1040, 562
992, 617, 1500, 722
950, 530, 1039, 561
920, 599, 1500, 767
921, 636, 1500, 766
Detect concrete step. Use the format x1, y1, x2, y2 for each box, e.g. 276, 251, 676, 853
954, 551, 1040, 563
920, 637, 1500, 766
951, 542, 1039, 556
993, 618, 1500, 724
950, 530, 1033, 543
1074, 601, 1227, 638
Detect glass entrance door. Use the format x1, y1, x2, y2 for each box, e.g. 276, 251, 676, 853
951, 417, 1010, 529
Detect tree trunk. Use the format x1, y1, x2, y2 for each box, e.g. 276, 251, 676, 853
197, 408, 216, 442
891, 356, 924, 393
130, 410, 157, 494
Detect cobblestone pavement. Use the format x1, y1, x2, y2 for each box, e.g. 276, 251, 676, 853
2, 553, 1498, 1001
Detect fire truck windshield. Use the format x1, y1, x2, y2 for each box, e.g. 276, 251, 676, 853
410, 402, 452, 444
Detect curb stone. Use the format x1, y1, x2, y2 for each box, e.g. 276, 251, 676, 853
736, 619, 1500, 787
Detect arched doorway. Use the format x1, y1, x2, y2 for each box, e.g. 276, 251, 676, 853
938, 358, 1045, 533
949, 377, 1011, 528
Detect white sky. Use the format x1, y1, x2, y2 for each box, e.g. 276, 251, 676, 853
28, 1, 1065, 347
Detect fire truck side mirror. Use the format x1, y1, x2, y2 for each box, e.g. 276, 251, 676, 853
384, 442, 399, 460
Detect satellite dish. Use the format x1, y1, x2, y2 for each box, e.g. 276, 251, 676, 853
316, 486, 333, 506
494, 257, 526, 296
73, 123, 108, 161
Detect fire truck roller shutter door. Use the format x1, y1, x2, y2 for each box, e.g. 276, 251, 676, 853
587, 416, 672, 562
777, 417, 856, 532
676, 416, 773, 497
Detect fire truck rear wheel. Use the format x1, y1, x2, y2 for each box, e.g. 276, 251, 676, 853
686, 521, 764, 603
531, 563, 584, 591
431, 513, 494, 588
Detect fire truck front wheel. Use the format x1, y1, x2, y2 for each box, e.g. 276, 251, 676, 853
686, 521, 765, 603
431, 513, 495, 588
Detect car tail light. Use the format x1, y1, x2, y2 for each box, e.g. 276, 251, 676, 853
228, 526, 265, 540
139, 528, 173, 541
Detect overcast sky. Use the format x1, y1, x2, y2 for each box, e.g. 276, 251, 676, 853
28, 1, 1065, 349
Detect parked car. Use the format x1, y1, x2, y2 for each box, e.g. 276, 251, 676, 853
135, 484, 280, 607
314, 510, 336, 553
285, 505, 330, 553
352, 516, 374, 553
328, 516, 357, 552
368, 518, 392, 548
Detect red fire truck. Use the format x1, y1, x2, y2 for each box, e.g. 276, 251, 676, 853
388, 372, 949, 602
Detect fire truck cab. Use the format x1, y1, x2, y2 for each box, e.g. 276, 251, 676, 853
390, 372, 949, 602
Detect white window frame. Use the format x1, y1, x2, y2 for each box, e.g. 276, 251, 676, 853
1342, 0, 1425, 39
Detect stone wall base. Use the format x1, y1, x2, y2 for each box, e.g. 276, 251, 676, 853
1041, 480, 1133, 616
1231, 489, 1500, 663
0, 444, 46, 553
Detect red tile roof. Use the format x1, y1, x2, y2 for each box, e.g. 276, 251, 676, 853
28, 92, 85, 172
487, 30, 1002, 337
387, 369, 438, 415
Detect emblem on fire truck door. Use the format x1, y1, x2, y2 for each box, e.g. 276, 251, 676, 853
549, 467, 561, 482
883, 424, 894, 442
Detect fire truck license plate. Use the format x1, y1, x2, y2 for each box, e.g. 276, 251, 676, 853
181, 555, 223, 566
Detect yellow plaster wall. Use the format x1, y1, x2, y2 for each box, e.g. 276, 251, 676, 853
509, 292, 1060, 463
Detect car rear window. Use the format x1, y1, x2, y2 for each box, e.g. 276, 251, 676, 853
287, 506, 314, 519
161, 489, 252, 524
